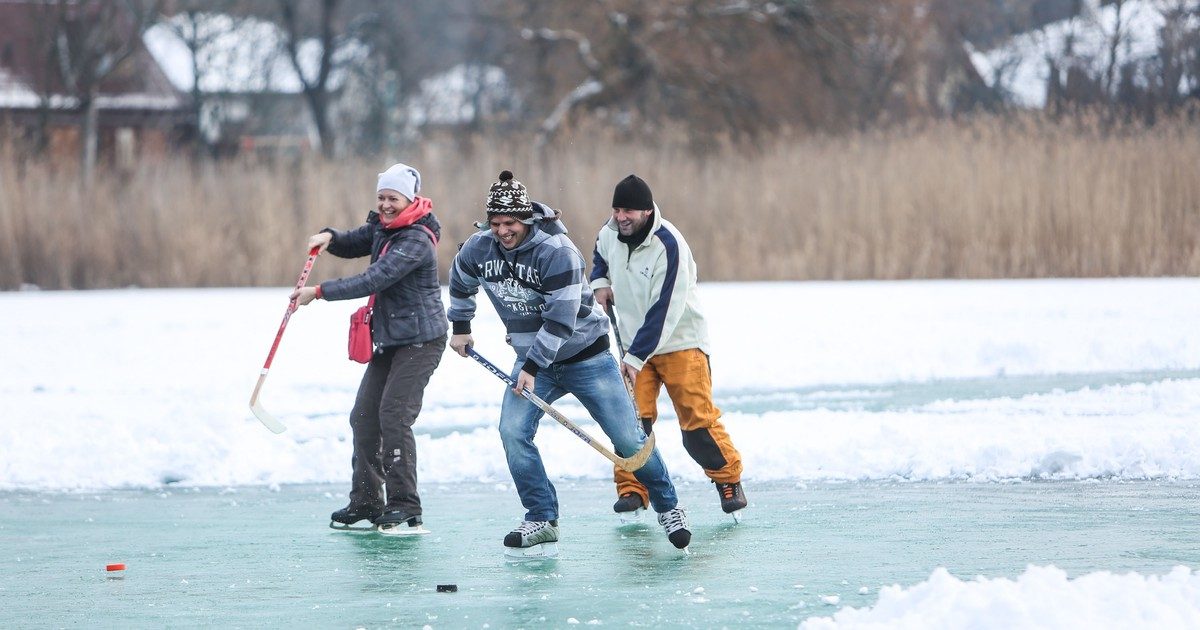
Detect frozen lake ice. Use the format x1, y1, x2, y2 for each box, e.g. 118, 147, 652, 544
4, 480, 1200, 628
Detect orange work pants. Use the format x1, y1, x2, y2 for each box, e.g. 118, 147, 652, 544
614, 348, 742, 505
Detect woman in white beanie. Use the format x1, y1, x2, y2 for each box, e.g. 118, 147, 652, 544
291, 162, 448, 534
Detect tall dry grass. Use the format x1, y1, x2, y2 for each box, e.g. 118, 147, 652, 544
2, 114, 1198, 290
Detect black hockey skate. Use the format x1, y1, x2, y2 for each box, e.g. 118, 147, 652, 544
329, 504, 382, 531
716, 481, 747, 523
375, 511, 430, 536
613, 492, 646, 523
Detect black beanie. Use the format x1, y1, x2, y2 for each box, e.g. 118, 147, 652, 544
612, 174, 653, 210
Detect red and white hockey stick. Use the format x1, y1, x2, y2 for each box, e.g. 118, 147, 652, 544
249, 246, 320, 433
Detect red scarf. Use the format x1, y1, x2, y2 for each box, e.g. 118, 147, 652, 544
380, 196, 432, 230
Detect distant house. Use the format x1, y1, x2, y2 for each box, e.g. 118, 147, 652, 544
144, 13, 520, 156
0, 2, 190, 163
404, 63, 519, 132
144, 13, 348, 156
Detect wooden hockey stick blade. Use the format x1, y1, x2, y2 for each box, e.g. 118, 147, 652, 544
618, 430, 656, 472
249, 370, 287, 434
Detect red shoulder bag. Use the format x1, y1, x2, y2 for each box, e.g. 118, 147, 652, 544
347, 225, 438, 363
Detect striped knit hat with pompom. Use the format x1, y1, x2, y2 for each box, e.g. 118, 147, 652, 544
485, 170, 532, 215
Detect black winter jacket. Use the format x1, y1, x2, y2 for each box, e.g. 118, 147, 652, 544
318, 211, 448, 348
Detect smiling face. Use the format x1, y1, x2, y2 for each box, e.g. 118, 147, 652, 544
489, 215, 530, 250
377, 189, 412, 223
613, 207, 653, 237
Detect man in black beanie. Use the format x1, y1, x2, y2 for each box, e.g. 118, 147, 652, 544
590, 174, 748, 522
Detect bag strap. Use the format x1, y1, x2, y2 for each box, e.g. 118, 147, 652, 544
412, 223, 438, 246
365, 239, 394, 312
366, 224, 438, 311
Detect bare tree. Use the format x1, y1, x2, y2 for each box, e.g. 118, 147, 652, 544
521, 17, 626, 146
47, 0, 162, 183
19, 6, 61, 155
844, 3, 917, 126
277, 0, 341, 158
272, 0, 515, 154
155, 0, 240, 155
1101, 0, 1131, 96
511, 0, 839, 144
1150, 0, 1199, 110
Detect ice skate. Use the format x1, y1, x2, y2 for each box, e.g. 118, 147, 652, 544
716, 481, 747, 523
502, 519, 560, 559
613, 492, 646, 524
375, 511, 430, 536
329, 504, 382, 531
657, 506, 691, 550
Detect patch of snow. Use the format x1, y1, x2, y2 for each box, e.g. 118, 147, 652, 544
802, 565, 1200, 629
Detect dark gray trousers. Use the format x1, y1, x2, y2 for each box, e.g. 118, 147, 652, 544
346, 334, 446, 515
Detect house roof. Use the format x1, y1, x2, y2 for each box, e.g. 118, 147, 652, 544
0, 1, 185, 111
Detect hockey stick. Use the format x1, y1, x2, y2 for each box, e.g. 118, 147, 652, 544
466, 347, 655, 472
605, 302, 656, 439
249, 246, 320, 433
603, 303, 637, 399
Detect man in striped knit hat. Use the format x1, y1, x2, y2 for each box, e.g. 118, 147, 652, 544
448, 171, 691, 554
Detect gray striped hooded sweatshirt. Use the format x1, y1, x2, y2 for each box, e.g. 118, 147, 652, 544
448, 205, 608, 372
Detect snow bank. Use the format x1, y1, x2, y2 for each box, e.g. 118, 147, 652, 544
802, 565, 1200, 630
1, 279, 1198, 490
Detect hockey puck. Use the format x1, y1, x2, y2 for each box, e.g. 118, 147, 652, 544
436, 584, 457, 593
106, 563, 126, 572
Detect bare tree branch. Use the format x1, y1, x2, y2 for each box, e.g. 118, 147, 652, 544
522, 27, 602, 73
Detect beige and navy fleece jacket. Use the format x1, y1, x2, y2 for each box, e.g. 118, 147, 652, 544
589, 205, 710, 371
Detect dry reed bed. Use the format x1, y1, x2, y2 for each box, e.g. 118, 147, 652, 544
1, 116, 1197, 289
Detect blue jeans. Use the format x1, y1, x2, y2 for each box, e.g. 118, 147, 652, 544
499, 351, 678, 521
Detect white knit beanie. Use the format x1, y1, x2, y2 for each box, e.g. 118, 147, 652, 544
376, 163, 421, 201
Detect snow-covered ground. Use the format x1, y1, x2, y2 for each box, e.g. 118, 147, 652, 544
2, 278, 1197, 490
